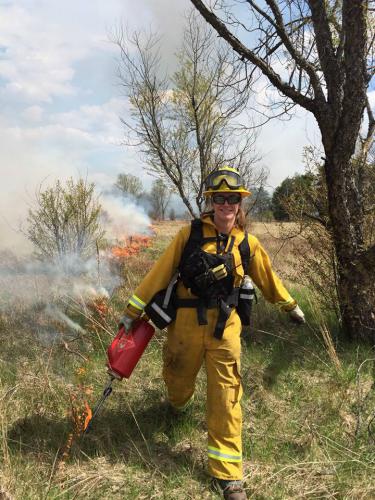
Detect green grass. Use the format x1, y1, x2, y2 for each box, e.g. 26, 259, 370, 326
1, 224, 375, 499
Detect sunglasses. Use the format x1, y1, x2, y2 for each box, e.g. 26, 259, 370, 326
212, 193, 242, 205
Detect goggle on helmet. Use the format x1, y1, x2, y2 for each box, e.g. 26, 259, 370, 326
203, 167, 251, 197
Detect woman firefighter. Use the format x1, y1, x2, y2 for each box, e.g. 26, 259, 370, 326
120, 167, 305, 500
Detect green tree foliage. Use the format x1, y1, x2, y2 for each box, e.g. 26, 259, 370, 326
271, 173, 319, 221
27, 178, 104, 262
115, 173, 144, 199
271, 178, 294, 221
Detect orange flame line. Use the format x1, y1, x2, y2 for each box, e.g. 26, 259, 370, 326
83, 401, 93, 431
110, 233, 152, 259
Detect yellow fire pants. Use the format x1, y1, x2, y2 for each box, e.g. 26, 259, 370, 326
163, 306, 243, 480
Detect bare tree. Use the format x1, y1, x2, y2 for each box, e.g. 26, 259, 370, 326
149, 179, 172, 220
115, 173, 144, 199
190, 0, 375, 342
114, 12, 265, 217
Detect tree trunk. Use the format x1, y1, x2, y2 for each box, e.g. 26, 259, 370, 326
339, 262, 375, 345
337, 254, 375, 344
323, 148, 375, 343
316, 0, 374, 343
177, 186, 198, 219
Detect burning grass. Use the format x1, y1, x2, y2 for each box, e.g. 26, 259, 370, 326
110, 234, 153, 259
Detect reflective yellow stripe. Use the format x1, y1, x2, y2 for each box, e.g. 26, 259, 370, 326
276, 298, 294, 307
128, 294, 146, 311
208, 446, 242, 463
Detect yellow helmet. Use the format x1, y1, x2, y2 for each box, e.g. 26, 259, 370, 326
203, 166, 251, 197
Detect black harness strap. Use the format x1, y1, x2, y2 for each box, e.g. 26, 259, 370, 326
181, 219, 216, 265
197, 302, 208, 325
227, 235, 235, 253
213, 288, 241, 339
178, 220, 251, 338
214, 299, 232, 339
238, 231, 250, 274
179, 219, 213, 326
176, 289, 240, 339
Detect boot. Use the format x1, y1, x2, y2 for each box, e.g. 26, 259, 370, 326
213, 479, 248, 500
223, 483, 247, 500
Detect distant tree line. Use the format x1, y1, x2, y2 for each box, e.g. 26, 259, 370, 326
115, 170, 332, 223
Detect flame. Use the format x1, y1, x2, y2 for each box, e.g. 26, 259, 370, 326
110, 234, 152, 259
83, 400, 93, 431
58, 392, 92, 469
89, 297, 109, 318
57, 230, 155, 471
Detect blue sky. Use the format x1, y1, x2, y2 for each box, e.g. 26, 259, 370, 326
1, 0, 371, 249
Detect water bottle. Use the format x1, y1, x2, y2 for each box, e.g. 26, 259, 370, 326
237, 275, 255, 326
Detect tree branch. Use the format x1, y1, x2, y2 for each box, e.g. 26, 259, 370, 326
263, 0, 324, 100
308, 0, 342, 103
190, 0, 317, 112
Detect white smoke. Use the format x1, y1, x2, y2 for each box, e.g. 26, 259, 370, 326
0, 188, 153, 348
0, 251, 116, 310
72, 282, 109, 300
0, 192, 152, 303
0, 249, 117, 345
100, 194, 151, 240
45, 304, 86, 334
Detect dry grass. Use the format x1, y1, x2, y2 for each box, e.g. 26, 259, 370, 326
151, 220, 187, 238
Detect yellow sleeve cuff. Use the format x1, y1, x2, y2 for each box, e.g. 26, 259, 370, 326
125, 304, 142, 319
128, 294, 146, 310
279, 299, 297, 312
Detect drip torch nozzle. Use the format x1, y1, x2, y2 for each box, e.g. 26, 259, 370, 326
83, 376, 115, 436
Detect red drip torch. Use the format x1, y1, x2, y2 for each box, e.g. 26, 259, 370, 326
84, 318, 155, 434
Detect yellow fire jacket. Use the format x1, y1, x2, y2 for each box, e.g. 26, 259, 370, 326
126, 215, 296, 318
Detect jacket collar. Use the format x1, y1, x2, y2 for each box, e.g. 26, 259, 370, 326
201, 213, 244, 240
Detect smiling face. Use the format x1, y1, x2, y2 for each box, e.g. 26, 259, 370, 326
211, 192, 241, 230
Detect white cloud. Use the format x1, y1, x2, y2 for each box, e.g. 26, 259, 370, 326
49, 98, 126, 146
0, 5, 81, 102
22, 105, 44, 123
258, 109, 321, 189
